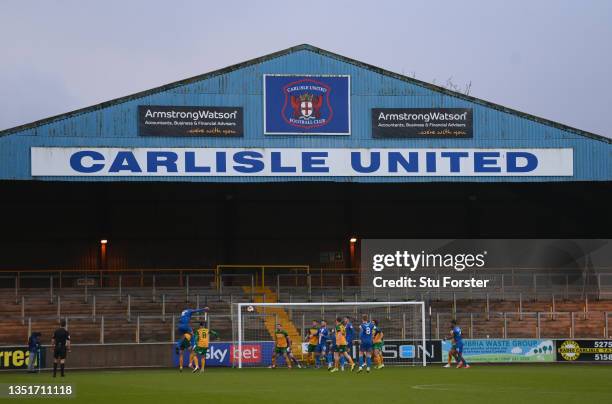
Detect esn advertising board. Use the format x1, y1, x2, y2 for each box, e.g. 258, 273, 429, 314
380, 339, 442, 364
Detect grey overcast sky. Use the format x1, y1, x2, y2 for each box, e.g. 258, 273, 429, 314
1, 0, 611, 137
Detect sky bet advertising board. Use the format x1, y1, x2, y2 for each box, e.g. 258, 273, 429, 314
173, 342, 274, 367
263, 75, 350, 135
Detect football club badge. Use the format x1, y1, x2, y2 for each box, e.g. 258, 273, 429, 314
264, 75, 350, 135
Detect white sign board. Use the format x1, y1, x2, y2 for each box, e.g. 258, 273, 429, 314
31, 147, 573, 177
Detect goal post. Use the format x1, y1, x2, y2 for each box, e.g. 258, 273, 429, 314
234, 301, 426, 368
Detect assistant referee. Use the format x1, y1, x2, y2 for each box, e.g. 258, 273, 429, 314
51, 319, 71, 377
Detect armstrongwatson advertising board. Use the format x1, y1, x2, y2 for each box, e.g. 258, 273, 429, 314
138, 106, 244, 137
372, 108, 473, 138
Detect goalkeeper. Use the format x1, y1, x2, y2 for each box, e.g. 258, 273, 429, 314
271, 323, 292, 369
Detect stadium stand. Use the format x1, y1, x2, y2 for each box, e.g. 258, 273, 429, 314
2, 267, 612, 345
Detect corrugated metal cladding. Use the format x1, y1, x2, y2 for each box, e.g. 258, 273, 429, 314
0, 44, 610, 182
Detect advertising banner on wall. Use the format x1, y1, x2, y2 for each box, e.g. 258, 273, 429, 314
301, 340, 442, 364
372, 108, 472, 138
442, 339, 555, 362
381, 339, 442, 364
172, 342, 273, 367
556, 340, 612, 362
138, 106, 243, 137
0, 347, 44, 370
264, 75, 350, 135
31, 147, 574, 177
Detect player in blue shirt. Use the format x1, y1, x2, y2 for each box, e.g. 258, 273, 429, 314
450, 319, 470, 368
178, 307, 208, 334
357, 314, 375, 373
344, 317, 354, 346
175, 307, 208, 371
340, 316, 354, 370
316, 320, 329, 369
327, 328, 336, 370
27, 332, 42, 373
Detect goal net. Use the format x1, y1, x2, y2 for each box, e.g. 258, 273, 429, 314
232, 301, 426, 368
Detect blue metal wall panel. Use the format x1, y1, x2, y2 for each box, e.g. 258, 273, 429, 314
0, 47, 610, 182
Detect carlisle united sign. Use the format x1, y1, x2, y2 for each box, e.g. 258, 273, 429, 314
263, 75, 350, 135
31, 148, 573, 177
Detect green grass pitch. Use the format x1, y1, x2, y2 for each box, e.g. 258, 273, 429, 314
1, 365, 611, 404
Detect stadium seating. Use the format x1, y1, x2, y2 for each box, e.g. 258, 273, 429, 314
2, 275, 611, 344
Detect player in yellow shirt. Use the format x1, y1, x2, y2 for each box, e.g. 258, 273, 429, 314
330, 317, 355, 373
271, 323, 292, 369
189, 322, 218, 373
304, 320, 320, 367
372, 319, 384, 369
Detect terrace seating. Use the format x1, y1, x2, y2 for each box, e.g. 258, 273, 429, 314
1, 285, 611, 345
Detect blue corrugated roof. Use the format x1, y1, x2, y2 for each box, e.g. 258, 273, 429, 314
1, 44, 609, 143
0, 44, 610, 182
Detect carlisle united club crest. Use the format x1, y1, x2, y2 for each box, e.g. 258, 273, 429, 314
282, 78, 332, 129
264, 74, 350, 135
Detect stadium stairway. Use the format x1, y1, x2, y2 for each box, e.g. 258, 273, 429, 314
242, 286, 304, 359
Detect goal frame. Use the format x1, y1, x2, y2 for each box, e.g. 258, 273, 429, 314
235, 301, 426, 368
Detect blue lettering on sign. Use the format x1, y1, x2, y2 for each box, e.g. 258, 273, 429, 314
216, 152, 227, 173
351, 151, 380, 173
388, 152, 418, 173
62, 149, 547, 176
507, 152, 538, 173
271, 152, 296, 173
233, 151, 264, 173
147, 151, 178, 173
109, 151, 142, 173
426, 152, 437, 173
302, 152, 329, 173
185, 151, 210, 173
441, 151, 469, 173
474, 152, 501, 173
70, 150, 104, 173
